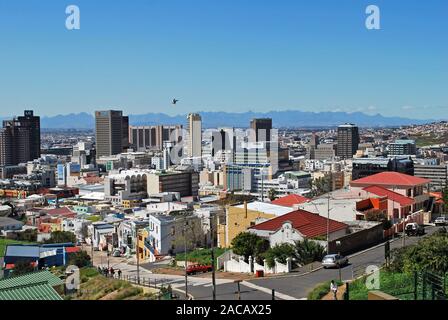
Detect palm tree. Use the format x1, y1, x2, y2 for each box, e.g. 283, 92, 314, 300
268, 188, 277, 201
294, 239, 326, 265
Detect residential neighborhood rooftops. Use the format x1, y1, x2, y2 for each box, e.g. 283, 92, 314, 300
271, 194, 311, 207
5, 245, 40, 258
234, 201, 295, 216
0, 217, 23, 228
0, 270, 64, 290
363, 185, 415, 207
350, 172, 430, 187
249, 209, 348, 238
0, 282, 63, 300
43, 207, 75, 217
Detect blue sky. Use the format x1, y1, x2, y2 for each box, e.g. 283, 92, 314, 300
0, 0, 446, 119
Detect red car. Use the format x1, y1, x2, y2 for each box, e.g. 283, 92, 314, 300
186, 264, 213, 275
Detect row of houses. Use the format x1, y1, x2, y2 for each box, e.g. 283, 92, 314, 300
216, 171, 439, 257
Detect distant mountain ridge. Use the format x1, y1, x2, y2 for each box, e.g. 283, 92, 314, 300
1, 110, 434, 129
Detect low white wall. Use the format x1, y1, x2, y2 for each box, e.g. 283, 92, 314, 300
224, 256, 252, 273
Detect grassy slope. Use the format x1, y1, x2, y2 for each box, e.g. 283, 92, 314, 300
66, 267, 158, 300
348, 271, 415, 300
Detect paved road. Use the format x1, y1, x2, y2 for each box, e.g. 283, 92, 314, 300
87, 226, 438, 300
181, 226, 438, 300
245, 226, 438, 299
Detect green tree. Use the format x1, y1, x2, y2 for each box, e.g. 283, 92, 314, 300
294, 239, 326, 266
268, 188, 277, 201
44, 231, 76, 244
388, 231, 448, 274
442, 181, 448, 213
263, 243, 295, 268
310, 174, 333, 197
231, 232, 269, 261
68, 250, 92, 268
12, 260, 36, 276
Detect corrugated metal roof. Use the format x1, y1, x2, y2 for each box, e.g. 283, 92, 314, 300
0, 270, 64, 289
234, 201, 294, 216
0, 282, 62, 300
5, 245, 40, 258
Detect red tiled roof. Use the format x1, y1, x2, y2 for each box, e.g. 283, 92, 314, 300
430, 192, 445, 204
351, 172, 430, 187
5, 262, 38, 270
271, 194, 311, 207
363, 185, 415, 207
249, 209, 348, 238
44, 207, 75, 217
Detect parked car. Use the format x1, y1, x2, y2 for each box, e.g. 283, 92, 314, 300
405, 222, 425, 236
434, 216, 448, 226
112, 249, 121, 257
321, 254, 349, 269
186, 264, 213, 275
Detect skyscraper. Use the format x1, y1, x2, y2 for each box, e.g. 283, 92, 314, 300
95, 110, 127, 158
122, 115, 129, 151
129, 125, 183, 151
337, 123, 359, 159
249, 118, 272, 163
187, 113, 202, 158
17, 110, 41, 160
250, 118, 272, 147
0, 110, 40, 166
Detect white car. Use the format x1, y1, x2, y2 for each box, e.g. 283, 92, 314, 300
434, 216, 448, 226
322, 254, 349, 269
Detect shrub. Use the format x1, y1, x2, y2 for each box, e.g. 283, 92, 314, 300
231, 232, 269, 261
263, 243, 295, 268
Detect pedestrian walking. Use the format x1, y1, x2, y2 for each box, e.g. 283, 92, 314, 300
330, 280, 338, 300
117, 269, 122, 279
110, 267, 115, 278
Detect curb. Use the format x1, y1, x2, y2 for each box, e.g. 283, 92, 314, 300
241, 281, 299, 300
172, 287, 195, 300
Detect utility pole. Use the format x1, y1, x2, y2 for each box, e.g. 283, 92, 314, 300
91, 237, 94, 267
326, 175, 331, 254
184, 218, 189, 299
210, 215, 217, 300
261, 167, 265, 202
401, 184, 406, 248
235, 280, 242, 300
136, 225, 140, 285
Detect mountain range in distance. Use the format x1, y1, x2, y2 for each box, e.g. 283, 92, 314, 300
1, 110, 437, 129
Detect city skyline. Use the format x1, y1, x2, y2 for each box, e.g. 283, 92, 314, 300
0, 0, 447, 119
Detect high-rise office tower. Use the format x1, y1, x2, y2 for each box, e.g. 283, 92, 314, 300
0, 126, 14, 166
187, 113, 202, 158
337, 123, 359, 159
129, 125, 183, 151
211, 128, 235, 158
250, 118, 272, 152
17, 110, 41, 160
307, 132, 319, 159
0, 110, 40, 166
95, 110, 127, 158
122, 116, 129, 151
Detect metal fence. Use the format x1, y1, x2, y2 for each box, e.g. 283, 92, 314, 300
344, 271, 447, 300
122, 275, 178, 299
